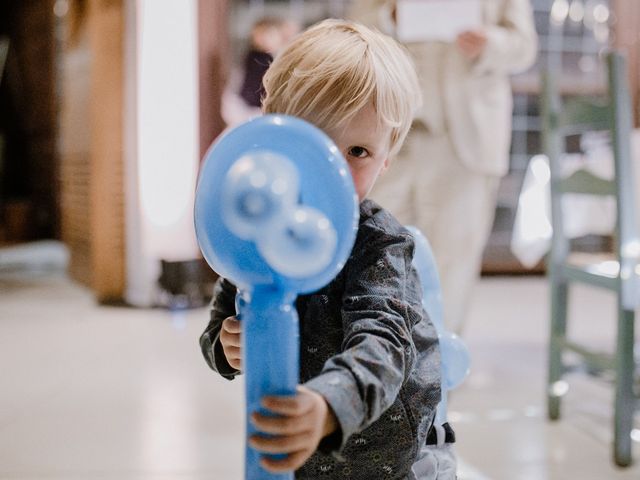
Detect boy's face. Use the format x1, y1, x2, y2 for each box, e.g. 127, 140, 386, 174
327, 103, 391, 202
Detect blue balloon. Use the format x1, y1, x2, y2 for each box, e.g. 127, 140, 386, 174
440, 331, 471, 390
407, 226, 444, 332
221, 151, 300, 241
405, 226, 470, 423
195, 115, 359, 294
259, 205, 338, 278
195, 115, 359, 479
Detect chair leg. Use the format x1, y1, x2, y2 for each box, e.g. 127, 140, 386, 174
613, 307, 635, 467
548, 278, 568, 420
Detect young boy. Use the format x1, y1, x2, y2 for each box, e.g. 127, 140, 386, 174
200, 19, 442, 479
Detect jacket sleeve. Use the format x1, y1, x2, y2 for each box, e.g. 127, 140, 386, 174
473, 0, 538, 75
199, 277, 241, 380
304, 224, 423, 452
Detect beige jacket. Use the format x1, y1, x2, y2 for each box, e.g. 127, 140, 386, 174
348, 0, 538, 176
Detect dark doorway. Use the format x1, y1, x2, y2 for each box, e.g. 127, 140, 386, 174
0, 0, 58, 245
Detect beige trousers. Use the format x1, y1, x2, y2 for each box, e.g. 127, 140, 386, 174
370, 126, 501, 333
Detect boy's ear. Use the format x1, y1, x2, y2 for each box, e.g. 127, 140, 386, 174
382, 157, 391, 172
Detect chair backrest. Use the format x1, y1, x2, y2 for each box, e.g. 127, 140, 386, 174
541, 51, 639, 309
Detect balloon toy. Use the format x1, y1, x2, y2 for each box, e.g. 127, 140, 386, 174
194, 115, 359, 479
406, 226, 471, 426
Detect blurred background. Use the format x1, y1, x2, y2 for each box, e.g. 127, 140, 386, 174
0, 1, 639, 479
1, 0, 639, 301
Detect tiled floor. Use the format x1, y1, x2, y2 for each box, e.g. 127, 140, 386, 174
0, 266, 638, 479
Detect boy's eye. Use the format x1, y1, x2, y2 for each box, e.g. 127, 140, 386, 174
348, 146, 369, 158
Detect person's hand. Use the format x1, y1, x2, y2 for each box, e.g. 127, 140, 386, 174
456, 29, 488, 60
220, 316, 242, 370
249, 386, 339, 473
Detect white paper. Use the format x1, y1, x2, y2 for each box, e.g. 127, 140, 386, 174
396, 0, 482, 43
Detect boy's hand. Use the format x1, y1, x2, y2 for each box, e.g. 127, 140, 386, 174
219, 316, 242, 370
456, 29, 488, 60
249, 386, 338, 473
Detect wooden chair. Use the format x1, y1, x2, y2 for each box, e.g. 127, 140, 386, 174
542, 51, 639, 467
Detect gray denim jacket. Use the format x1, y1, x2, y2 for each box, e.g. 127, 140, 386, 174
200, 199, 441, 479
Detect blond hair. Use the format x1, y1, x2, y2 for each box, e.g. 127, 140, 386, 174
262, 19, 421, 158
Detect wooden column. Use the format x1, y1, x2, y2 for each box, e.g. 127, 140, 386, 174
612, 0, 640, 127
88, 0, 125, 301
60, 0, 125, 301
59, 2, 92, 286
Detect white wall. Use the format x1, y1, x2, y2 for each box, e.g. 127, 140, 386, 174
124, 0, 200, 306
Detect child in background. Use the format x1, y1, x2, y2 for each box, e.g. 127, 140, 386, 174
201, 19, 443, 479
222, 16, 300, 127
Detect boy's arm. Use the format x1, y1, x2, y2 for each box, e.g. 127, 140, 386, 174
200, 277, 241, 379
304, 226, 426, 453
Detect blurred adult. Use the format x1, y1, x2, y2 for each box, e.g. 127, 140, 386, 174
348, 0, 538, 334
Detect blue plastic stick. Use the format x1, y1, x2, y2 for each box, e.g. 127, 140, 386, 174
239, 287, 299, 479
